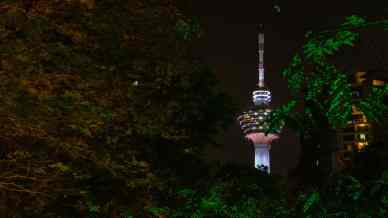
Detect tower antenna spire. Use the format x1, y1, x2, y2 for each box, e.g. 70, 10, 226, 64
257, 25, 265, 87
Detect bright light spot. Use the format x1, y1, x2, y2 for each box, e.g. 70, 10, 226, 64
357, 142, 366, 150
359, 133, 366, 141
274, 5, 281, 13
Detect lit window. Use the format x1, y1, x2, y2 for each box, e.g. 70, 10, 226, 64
355, 72, 366, 84
357, 142, 366, 150
372, 80, 384, 86
358, 133, 368, 144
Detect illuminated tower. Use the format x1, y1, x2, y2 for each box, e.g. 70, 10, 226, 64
237, 28, 282, 173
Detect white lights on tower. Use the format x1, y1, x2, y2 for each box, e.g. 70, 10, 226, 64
252, 89, 272, 105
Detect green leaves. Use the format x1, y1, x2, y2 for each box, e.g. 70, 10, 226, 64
266, 100, 296, 134
120, 211, 134, 218
49, 162, 71, 173
325, 72, 353, 128
87, 200, 100, 213
146, 207, 169, 216
302, 16, 365, 64
165, 184, 263, 218
176, 17, 201, 41
335, 30, 358, 46
342, 15, 366, 28
304, 38, 326, 63
304, 30, 359, 63
281, 54, 304, 95
278, 15, 388, 132
355, 84, 388, 123
303, 192, 320, 213
275, 15, 388, 190
177, 188, 196, 198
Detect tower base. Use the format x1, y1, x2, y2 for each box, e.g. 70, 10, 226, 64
254, 144, 270, 173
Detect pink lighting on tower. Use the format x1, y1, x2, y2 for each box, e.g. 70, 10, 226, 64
246, 132, 279, 145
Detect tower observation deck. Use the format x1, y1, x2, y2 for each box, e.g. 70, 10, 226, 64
237, 27, 282, 173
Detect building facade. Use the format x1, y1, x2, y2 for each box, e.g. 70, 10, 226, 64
336, 70, 388, 169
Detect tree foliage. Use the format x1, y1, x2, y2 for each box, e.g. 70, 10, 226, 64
0, 0, 235, 217
268, 15, 388, 185
273, 15, 388, 130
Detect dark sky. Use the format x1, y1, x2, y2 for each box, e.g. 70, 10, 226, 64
187, 1, 388, 176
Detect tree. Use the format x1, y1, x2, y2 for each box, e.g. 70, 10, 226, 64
146, 163, 291, 218
294, 171, 388, 217
267, 15, 388, 186
0, 0, 235, 217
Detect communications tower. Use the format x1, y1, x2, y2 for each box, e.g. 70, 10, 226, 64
237, 27, 282, 173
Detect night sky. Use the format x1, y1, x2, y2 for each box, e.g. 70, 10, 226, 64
187, 1, 388, 176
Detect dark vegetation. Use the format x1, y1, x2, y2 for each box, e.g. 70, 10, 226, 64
0, 1, 387, 217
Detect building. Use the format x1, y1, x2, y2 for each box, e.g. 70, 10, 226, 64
236, 28, 282, 173
336, 70, 388, 169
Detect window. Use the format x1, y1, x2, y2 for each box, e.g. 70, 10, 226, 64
358, 133, 367, 142
355, 72, 366, 84
352, 90, 360, 97
353, 114, 365, 123
356, 125, 368, 132
372, 80, 385, 86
